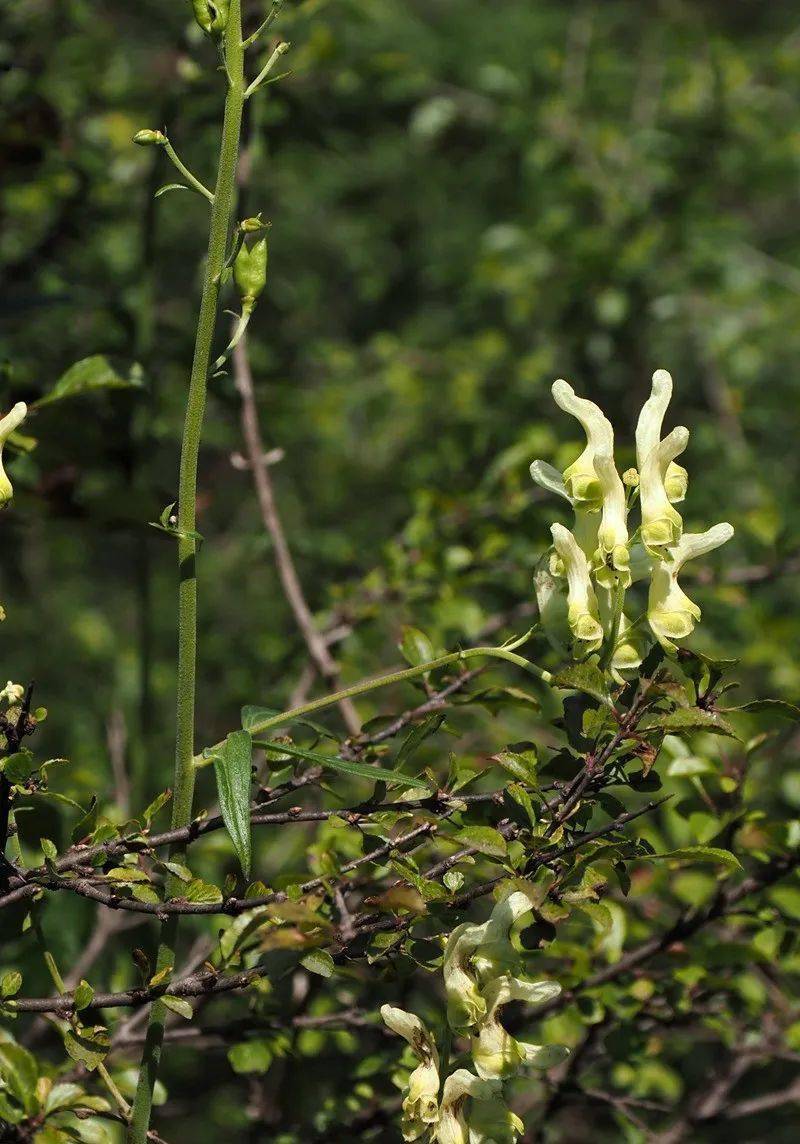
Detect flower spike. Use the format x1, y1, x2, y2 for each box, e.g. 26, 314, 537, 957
648, 523, 734, 652
550, 524, 603, 650
551, 380, 614, 507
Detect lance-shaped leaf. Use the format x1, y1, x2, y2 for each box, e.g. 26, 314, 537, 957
209, 729, 253, 877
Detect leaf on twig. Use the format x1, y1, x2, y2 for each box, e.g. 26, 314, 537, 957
208, 729, 254, 877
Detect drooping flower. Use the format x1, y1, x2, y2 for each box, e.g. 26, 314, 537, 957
467, 1093, 525, 1144
551, 380, 614, 507
470, 976, 565, 1080
435, 1070, 500, 1144
444, 891, 537, 1033
0, 404, 27, 508
380, 1005, 440, 1140
648, 523, 734, 652
550, 524, 603, 651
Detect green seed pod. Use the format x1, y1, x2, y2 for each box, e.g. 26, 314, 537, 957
191, 0, 230, 36
234, 237, 268, 304
133, 129, 167, 147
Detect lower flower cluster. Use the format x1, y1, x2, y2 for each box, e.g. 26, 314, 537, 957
381, 891, 567, 1142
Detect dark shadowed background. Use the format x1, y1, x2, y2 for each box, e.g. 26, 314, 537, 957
2, 1, 800, 1139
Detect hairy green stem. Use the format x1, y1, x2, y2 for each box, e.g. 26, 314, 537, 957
128, 6, 245, 1140
196, 645, 551, 764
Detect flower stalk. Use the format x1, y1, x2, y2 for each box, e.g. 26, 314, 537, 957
128, 2, 246, 1139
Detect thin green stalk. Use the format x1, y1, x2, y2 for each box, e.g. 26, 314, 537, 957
195, 644, 552, 764
128, 6, 245, 1140
164, 139, 215, 204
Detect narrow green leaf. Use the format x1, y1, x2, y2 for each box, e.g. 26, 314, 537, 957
641, 708, 738, 739
155, 182, 191, 198
255, 738, 434, 791
209, 730, 253, 877
639, 845, 742, 871
727, 699, 800, 721
36, 355, 140, 407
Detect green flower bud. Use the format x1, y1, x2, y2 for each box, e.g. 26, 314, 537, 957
240, 216, 267, 233
191, 0, 230, 36
133, 129, 167, 147
234, 236, 268, 304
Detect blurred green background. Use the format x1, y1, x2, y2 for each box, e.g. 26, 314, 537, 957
2, 1, 800, 1134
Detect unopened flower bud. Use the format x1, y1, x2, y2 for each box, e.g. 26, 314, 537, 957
234, 236, 268, 305
622, 467, 639, 487
240, 216, 267, 233
191, 0, 230, 35
133, 129, 167, 147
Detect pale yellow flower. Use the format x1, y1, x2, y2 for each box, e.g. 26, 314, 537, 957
551, 380, 614, 507
550, 524, 603, 651
380, 1005, 440, 1140
470, 976, 565, 1080
0, 404, 27, 507
648, 524, 734, 652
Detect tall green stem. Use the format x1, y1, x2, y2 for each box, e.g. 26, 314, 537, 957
128, 7, 245, 1139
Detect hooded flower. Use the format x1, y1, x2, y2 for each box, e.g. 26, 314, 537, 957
550, 524, 603, 651
0, 404, 27, 508
648, 523, 734, 652
636, 369, 689, 503
597, 587, 645, 683
444, 891, 536, 1033
551, 380, 614, 507
592, 449, 630, 586
436, 1070, 500, 1144
635, 371, 691, 553
467, 1094, 525, 1144
638, 425, 689, 554
381, 1005, 440, 1140
470, 976, 566, 1080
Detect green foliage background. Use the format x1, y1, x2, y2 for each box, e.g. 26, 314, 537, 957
2, 1, 800, 1140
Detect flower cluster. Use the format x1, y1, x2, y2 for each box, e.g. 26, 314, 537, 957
530, 370, 733, 676
381, 890, 567, 1142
